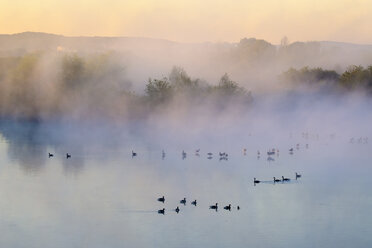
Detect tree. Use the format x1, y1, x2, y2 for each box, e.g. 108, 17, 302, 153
169, 66, 198, 90
280, 36, 289, 47
145, 77, 173, 103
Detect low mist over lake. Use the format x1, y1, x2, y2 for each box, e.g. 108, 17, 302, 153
1, 2, 372, 247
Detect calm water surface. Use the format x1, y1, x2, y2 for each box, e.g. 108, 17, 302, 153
0, 128, 371, 248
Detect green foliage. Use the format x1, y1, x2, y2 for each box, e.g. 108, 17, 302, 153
339, 65, 372, 90
281, 65, 372, 93
145, 77, 173, 103
281, 67, 339, 84
213, 73, 246, 95
169, 66, 198, 90
61, 54, 85, 90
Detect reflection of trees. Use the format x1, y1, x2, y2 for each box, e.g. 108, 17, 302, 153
0, 120, 85, 175
1, 120, 47, 173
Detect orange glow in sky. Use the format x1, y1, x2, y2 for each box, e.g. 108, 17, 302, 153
1, 0, 371, 43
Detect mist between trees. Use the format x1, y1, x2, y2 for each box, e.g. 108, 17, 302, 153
0, 51, 371, 122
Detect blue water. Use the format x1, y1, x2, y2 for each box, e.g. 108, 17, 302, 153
0, 125, 371, 248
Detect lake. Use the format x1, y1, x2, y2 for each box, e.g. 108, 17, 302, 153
0, 123, 371, 248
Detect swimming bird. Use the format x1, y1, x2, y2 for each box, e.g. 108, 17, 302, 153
175, 206, 180, 213
48, 152, 54, 158
66, 153, 71, 159
157, 196, 165, 203
209, 203, 218, 211
180, 198, 186, 205
162, 150, 165, 159
224, 204, 231, 211
132, 151, 137, 157
289, 148, 294, 152
282, 176, 290, 181
295, 172, 302, 179
207, 152, 213, 156
254, 178, 260, 184
237, 206, 240, 210
191, 200, 197, 206
158, 208, 165, 215
273, 177, 281, 183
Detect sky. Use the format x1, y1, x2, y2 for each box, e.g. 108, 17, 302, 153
0, 0, 371, 44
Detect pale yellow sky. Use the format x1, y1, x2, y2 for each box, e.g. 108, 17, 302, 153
1, 0, 371, 44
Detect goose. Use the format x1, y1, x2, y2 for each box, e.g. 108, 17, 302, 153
158, 208, 165, 215
282, 176, 290, 181
224, 204, 231, 211
254, 178, 260, 184
157, 196, 165, 203
66, 153, 71, 159
175, 206, 180, 213
180, 198, 186, 205
132, 151, 137, 157
48, 152, 54, 158
207, 152, 213, 156
191, 200, 197, 206
289, 148, 294, 152
295, 172, 302, 179
273, 177, 281, 183
196, 149, 200, 153
237, 206, 240, 210
209, 203, 218, 210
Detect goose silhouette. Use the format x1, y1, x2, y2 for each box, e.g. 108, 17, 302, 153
48, 153, 54, 158
295, 172, 302, 179
158, 208, 165, 215
180, 198, 186, 205
132, 151, 137, 157
157, 196, 165, 203
254, 178, 260, 184
66, 153, 71, 159
224, 204, 231, 211
175, 206, 180, 213
209, 203, 218, 211
191, 200, 197, 206
273, 177, 281, 183
282, 176, 290, 181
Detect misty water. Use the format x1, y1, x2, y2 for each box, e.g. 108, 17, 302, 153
0, 120, 371, 248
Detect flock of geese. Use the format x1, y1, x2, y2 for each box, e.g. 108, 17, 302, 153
156, 196, 240, 215
47, 141, 311, 161
48, 152, 71, 159
253, 172, 302, 186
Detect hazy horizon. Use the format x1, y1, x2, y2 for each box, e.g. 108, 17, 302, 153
2, 31, 372, 46
2, 0, 372, 44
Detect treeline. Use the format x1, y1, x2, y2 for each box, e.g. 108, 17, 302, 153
281, 66, 372, 93
0, 52, 252, 121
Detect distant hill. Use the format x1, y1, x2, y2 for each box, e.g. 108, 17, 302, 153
1, 32, 372, 54
1, 32, 372, 93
